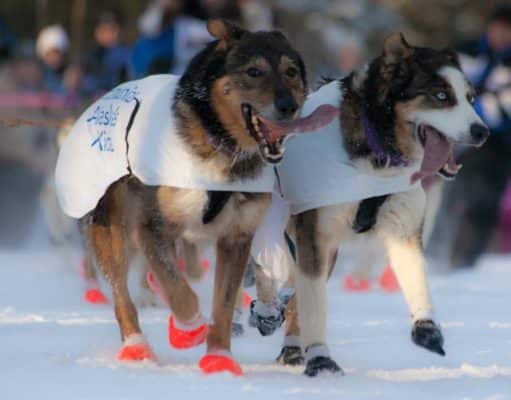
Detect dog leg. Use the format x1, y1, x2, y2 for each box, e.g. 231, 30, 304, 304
382, 234, 445, 356
139, 225, 206, 350
180, 238, 206, 281
248, 262, 285, 336
294, 210, 343, 377
378, 190, 444, 356
137, 264, 159, 308
231, 287, 244, 337
79, 223, 109, 304
199, 235, 252, 376
277, 295, 304, 365
89, 220, 155, 362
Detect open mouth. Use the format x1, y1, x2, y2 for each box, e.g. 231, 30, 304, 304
241, 103, 339, 165
412, 124, 462, 183
241, 103, 286, 164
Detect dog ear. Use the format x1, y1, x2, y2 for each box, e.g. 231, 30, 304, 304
442, 47, 460, 65
378, 33, 413, 102
382, 32, 413, 65
207, 19, 246, 49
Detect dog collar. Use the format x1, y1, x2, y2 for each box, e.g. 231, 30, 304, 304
361, 108, 408, 167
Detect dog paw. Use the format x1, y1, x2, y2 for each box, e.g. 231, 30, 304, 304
249, 300, 284, 336
199, 353, 243, 376
84, 288, 109, 304
378, 265, 400, 292
276, 346, 304, 366
304, 356, 343, 377
168, 315, 207, 349
117, 335, 156, 362
342, 275, 371, 292
411, 319, 445, 356
231, 322, 244, 337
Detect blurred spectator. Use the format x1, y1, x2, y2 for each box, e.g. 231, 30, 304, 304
36, 25, 70, 95
445, 4, 511, 268
459, 5, 511, 133
0, 17, 15, 63
83, 10, 130, 94
239, 0, 273, 31
131, 0, 211, 77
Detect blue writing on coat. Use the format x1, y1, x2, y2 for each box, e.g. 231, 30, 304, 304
91, 130, 114, 152
86, 104, 120, 127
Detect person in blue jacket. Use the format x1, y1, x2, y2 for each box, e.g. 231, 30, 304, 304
0, 17, 15, 63
83, 10, 131, 95
443, 4, 511, 268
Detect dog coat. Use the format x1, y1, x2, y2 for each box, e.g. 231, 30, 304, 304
276, 80, 420, 215
56, 74, 275, 219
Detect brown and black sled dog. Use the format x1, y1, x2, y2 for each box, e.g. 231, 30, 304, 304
82, 20, 315, 375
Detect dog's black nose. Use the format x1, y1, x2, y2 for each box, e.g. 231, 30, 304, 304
470, 123, 489, 145
275, 95, 298, 118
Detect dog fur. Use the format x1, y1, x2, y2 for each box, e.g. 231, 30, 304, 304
278, 33, 488, 376
82, 19, 308, 367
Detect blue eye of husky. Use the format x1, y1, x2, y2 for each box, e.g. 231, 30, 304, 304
247, 67, 262, 78
435, 91, 448, 101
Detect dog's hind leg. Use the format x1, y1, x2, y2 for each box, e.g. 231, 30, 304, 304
180, 238, 206, 281
377, 189, 445, 356
88, 191, 155, 362
199, 234, 252, 376
139, 224, 205, 350
79, 224, 109, 305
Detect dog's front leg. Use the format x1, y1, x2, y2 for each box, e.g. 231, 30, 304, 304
378, 189, 445, 356
200, 234, 252, 376
294, 210, 343, 377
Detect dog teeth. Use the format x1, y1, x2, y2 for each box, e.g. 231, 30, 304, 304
443, 162, 463, 175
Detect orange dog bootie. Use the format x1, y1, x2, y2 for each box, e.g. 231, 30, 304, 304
378, 265, 400, 292
199, 352, 243, 376
168, 315, 207, 349
342, 275, 371, 292
117, 334, 156, 362
84, 288, 109, 304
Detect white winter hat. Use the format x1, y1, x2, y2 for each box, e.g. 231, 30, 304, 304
36, 25, 70, 58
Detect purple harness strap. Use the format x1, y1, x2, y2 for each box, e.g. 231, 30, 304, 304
361, 110, 408, 167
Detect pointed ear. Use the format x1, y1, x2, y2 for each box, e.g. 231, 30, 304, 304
207, 19, 246, 48
383, 32, 413, 65
442, 47, 460, 65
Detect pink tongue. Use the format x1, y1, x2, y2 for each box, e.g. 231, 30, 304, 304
411, 127, 454, 183
258, 104, 339, 142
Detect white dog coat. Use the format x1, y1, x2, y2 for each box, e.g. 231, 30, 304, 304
56, 75, 275, 219
276, 80, 420, 215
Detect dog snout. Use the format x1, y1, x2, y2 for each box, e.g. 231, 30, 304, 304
275, 94, 298, 120
470, 123, 489, 146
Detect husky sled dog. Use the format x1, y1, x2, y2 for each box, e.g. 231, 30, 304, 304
271, 33, 489, 376
55, 19, 338, 375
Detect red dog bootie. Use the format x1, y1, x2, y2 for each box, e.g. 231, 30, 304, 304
378, 265, 400, 292
342, 275, 371, 292
243, 291, 252, 309
84, 288, 109, 304
168, 315, 207, 349
117, 334, 156, 362
199, 352, 243, 376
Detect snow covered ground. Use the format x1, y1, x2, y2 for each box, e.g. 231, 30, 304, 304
1, 246, 511, 400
